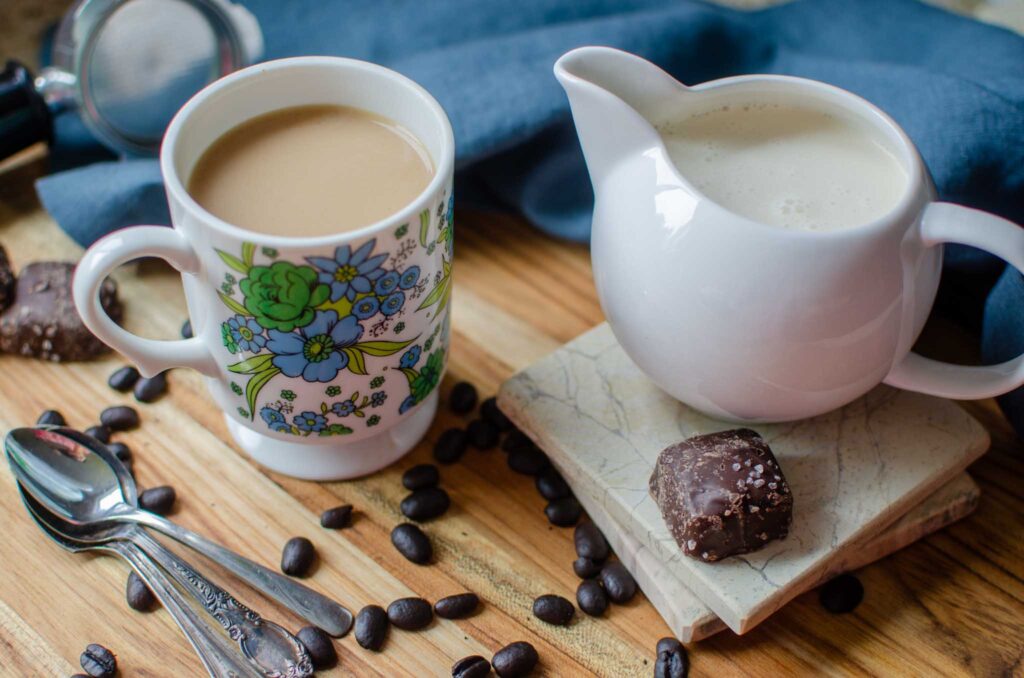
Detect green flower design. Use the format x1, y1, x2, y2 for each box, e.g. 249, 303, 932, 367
280, 389, 296, 401
325, 385, 341, 397
239, 261, 329, 332
394, 321, 405, 334
370, 376, 385, 389
222, 322, 239, 353
367, 415, 380, 427
230, 381, 243, 395
237, 407, 249, 418
424, 337, 434, 351
410, 349, 444, 403
262, 247, 278, 259
394, 224, 408, 238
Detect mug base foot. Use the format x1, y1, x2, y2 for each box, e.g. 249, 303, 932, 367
223, 392, 438, 480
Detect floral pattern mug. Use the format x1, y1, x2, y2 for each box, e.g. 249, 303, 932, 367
74, 57, 455, 480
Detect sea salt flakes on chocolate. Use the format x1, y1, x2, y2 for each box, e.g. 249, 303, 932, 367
649, 428, 793, 562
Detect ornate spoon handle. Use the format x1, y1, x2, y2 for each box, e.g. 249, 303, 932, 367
129, 528, 313, 678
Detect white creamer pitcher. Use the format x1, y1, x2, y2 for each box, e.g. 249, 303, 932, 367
555, 46, 1024, 422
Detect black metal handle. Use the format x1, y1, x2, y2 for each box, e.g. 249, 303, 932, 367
0, 60, 52, 160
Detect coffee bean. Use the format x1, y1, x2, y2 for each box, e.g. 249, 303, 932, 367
37, 409, 66, 427
480, 397, 512, 431
80, 643, 116, 677
100, 405, 139, 431
655, 637, 689, 678
402, 463, 440, 490
387, 597, 433, 630
466, 419, 499, 450
180, 319, 193, 338
126, 571, 156, 612
819, 573, 863, 614
545, 496, 582, 527
133, 372, 168, 403
84, 425, 111, 444
138, 485, 176, 515
434, 592, 479, 619
354, 604, 389, 650
574, 521, 609, 561
400, 487, 451, 522
508, 447, 549, 476
535, 468, 570, 501
449, 381, 478, 414
501, 429, 533, 454
107, 366, 140, 392
296, 625, 337, 670
434, 428, 468, 464
492, 641, 538, 677
320, 504, 353, 529
532, 594, 575, 626
576, 579, 608, 617
391, 523, 432, 564
281, 536, 316, 576
600, 562, 637, 604
573, 556, 603, 579
452, 655, 491, 678
108, 442, 131, 463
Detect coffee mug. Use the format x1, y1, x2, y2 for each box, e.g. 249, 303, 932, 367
74, 57, 455, 479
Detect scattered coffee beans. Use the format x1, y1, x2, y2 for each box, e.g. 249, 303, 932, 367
296, 625, 337, 670
126, 571, 156, 612
80, 643, 117, 678
108, 442, 131, 463
138, 485, 176, 515
600, 562, 638, 604
434, 428, 468, 464
480, 397, 512, 431
391, 523, 432, 564
819, 573, 863, 614
544, 496, 582, 527
100, 405, 139, 431
107, 366, 140, 392
576, 579, 608, 617
452, 655, 491, 678
133, 372, 168, 403
532, 594, 575, 626
535, 468, 570, 501
466, 419, 499, 450
434, 592, 480, 619
492, 641, 538, 677
574, 521, 609, 561
507, 447, 549, 476
573, 556, 602, 579
655, 637, 689, 678
402, 463, 440, 490
37, 409, 66, 427
400, 487, 451, 522
84, 425, 112, 444
501, 429, 533, 454
320, 504, 353, 529
387, 597, 433, 630
449, 381, 478, 414
354, 604, 389, 651
281, 536, 316, 576
180, 319, 193, 338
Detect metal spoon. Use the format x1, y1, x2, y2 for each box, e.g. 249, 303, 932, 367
18, 486, 259, 678
5, 426, 352, 637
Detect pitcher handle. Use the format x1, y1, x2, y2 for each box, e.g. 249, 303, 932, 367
72, 226, 219, 378
885, 202, 1024, 399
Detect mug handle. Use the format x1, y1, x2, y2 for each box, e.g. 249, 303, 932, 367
73, 226, 219, 378
885, 202, 1024, 399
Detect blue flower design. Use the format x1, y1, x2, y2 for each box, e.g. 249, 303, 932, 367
374, 271, 400, 296
400, 345, 421, 369
307, 239, 387, 302
293, 411, 327, 432
260, 407, 290, 432
371, 391, 387, 408
381, 291, 405, 317
399, 395, 416, 414
267, 310, 363, 383
352, 295, 380, 319
227, 315, 266, 353
331, 400, 356, 417
399, 266, 420, 290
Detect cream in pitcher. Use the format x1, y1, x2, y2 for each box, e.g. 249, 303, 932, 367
554, 46, 1024, 423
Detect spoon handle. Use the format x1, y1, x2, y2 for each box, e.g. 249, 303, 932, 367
129, 528, 313, 678
128, 509, 352, 637
109, 541, 260, 678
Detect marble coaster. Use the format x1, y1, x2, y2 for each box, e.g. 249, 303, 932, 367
498, 323, 990, 634
587, 472, 979, 642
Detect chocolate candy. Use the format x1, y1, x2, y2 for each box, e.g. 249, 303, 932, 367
649, 428, 793, 562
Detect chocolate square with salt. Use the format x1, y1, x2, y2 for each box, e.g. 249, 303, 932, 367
649, 428, 792, 562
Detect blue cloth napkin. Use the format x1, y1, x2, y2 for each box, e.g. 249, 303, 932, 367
34, 0, 1024, 435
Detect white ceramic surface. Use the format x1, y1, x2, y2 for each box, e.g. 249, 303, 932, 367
555, 46, 1024, 422
74, 57, 456, 479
